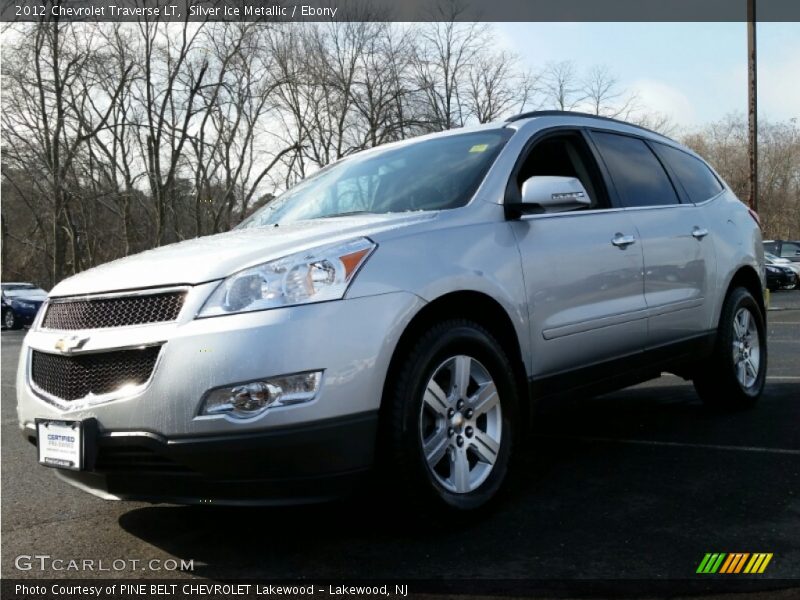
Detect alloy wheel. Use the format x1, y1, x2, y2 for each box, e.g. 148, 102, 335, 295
418, 355, 502, 494
732, 307, 760, 389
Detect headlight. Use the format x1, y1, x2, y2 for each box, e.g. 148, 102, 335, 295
14, 301, 34, 309
766, 266, 781, 274
197, 238, 376, 317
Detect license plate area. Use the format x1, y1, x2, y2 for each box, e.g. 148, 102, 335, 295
36, 419, 86, 470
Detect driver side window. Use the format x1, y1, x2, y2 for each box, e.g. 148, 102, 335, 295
514, 132, 609, 209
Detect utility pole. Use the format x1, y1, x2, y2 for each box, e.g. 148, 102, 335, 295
747, 0, 758, 211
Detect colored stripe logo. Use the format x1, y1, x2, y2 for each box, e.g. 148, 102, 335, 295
697, 553, 773, 574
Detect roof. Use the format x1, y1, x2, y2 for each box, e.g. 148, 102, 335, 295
504, 110, 672, 142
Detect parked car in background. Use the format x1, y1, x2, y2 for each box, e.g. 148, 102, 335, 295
2, 283, 48, 329
765, 252, 800, 285
16, 112, 767, 511
765, 264, 797, 291
763, 240, 800, 263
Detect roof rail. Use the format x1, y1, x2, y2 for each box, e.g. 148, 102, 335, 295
504, 110, 669, 140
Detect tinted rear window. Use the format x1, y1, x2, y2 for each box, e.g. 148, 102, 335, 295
652, 142, 723, 203
779, 242, 800, 259
592, 132, 679, 208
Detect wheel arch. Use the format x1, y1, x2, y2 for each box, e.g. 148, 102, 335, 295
721, 265, 766, 324
380, 290, 531, 430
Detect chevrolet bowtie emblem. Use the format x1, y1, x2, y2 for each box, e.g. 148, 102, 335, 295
54, 336, 89, 354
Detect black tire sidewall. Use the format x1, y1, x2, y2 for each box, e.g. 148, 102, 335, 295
3, 310, 16, 330
393, 321, 518, 511
711, 288, 767, 403
694, 288, 767, 411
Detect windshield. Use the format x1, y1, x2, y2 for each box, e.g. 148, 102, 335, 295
239, 129, 512, 228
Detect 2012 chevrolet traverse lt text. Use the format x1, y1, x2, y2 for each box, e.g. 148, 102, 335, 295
17, 112, 767, 510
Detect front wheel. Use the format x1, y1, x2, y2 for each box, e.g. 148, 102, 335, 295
386, 320, 518, 511
3, 310, 18, 330
693, 287, 767, 410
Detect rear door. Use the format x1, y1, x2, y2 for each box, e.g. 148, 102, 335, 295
589, 131, 717, 348
509, 130, 647, 378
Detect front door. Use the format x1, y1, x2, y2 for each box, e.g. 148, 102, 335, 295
508, 130, 648, 378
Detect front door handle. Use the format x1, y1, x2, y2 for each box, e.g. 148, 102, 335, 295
611, 233, 636, 248
692, 227, 709, 240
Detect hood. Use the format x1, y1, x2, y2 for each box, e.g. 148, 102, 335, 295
50, 213, 434, 297
9, 292, 47, 303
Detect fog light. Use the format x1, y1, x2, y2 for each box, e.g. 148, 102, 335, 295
201, 371, 322, 419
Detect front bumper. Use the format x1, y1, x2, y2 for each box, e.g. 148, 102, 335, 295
25, 412, 378, 505
10, 306, 40, 326
767, 272, 796, 289
17, 289, 424, 502
18, 288, 422, 435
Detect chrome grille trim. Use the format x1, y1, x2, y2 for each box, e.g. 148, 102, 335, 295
41, 287, 188, 331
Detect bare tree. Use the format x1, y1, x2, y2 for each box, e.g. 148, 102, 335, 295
541, 61, 585, 111
582, 64, 637, 118
466, 50, 539, 123
191, 23, 299, 234
683, 115, 799, 238
2, 20, 131, 284
133, 18, 208, 246
412, 1, 490, 131
5, 19, 795, 292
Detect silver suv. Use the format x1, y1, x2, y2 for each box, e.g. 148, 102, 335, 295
17, 112, 767, 511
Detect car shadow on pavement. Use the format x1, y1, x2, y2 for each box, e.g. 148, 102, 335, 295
118, 381, 800, 582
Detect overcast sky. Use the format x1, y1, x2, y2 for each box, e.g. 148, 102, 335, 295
496, 22, 800, 128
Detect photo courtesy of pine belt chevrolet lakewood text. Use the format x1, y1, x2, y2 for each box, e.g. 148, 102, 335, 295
17, 112, 767, 511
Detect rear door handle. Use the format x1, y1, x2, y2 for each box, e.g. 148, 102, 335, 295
611, 233, 636, 248
692, 227, 709, 239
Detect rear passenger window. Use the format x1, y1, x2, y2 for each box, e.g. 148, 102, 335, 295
652, 142, 723, 203
592, 131, 680, 207
780, 242, 800, 259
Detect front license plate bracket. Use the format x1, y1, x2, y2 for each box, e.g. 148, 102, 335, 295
35, 418, 97, 471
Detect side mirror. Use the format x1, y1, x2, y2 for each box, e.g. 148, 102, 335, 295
505, 176, 591, 218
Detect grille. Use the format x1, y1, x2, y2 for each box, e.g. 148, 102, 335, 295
31, 346, 161, 402
42, 291, 186, 330
94, 445, 191, 474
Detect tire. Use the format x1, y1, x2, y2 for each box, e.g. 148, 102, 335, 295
3, 309, 18, 330
386, 319, 519, 512
693, 287, 767, 410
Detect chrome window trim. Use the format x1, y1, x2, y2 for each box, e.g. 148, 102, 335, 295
517, 188, 725, 221
517, 201, 697, 221
26, 342, 165, 412
690, 189, 726, 207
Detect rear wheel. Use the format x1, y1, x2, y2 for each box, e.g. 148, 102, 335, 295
693, 287, 766, 410
386, 320, 518, 511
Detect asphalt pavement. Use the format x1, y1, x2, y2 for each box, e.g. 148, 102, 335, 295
2, 292, 799, 591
